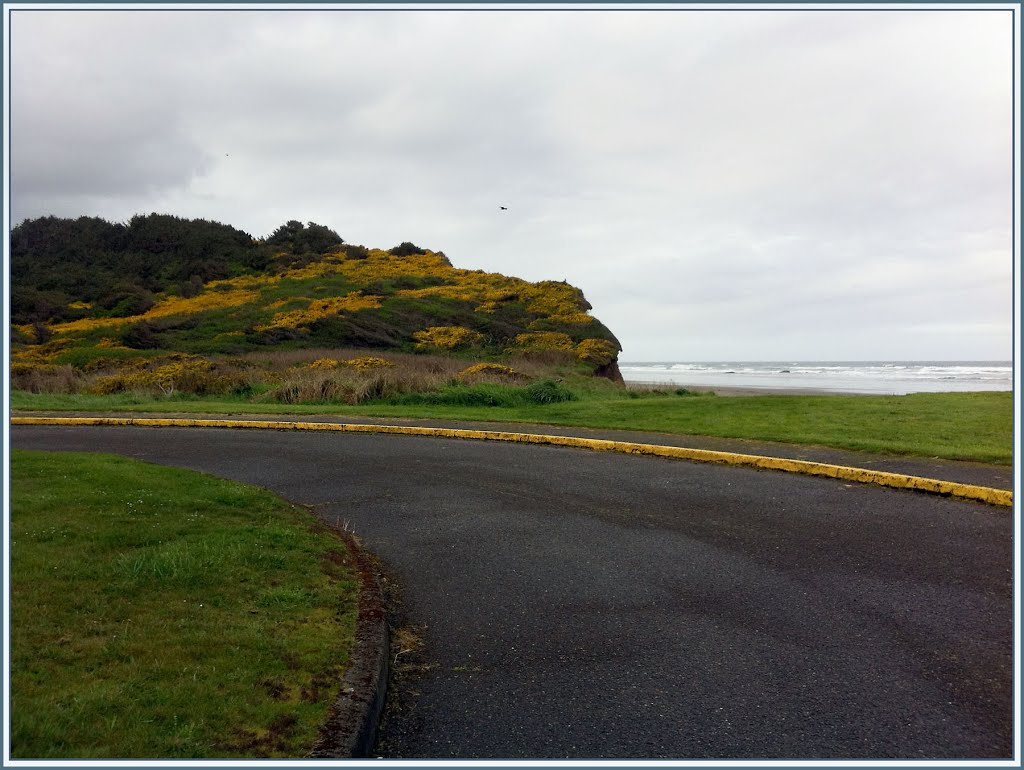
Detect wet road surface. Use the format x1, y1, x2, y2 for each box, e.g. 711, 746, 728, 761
11, 425, 1014, 760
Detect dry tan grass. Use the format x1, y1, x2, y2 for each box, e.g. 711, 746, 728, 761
505, 350, 577, 374
10, 344, 581, 403
266, 364, 455, 405
238, 347, 467, 375
10, 364, 85, 394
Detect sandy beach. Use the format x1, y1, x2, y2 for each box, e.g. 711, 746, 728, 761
624, 382, 853, 397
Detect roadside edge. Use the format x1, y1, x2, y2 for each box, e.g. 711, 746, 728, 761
10, 416, 1013, 507
310, 530, 390, 758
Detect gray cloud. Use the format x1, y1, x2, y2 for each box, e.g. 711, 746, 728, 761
7, 7, 1014, 360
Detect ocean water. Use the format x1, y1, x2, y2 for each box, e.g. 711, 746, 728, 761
618, 361, 1013, 395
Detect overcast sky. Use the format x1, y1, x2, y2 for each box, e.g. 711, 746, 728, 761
7, 5, 1016, 361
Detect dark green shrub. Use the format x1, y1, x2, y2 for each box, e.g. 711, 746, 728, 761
343, 244, 370, 260
96, 284, 156, 318
267, 220, 342, 254
178, 275, 204, 298
388, 242, 428, 257
32, 322, 52, 345
121, 322, 162, 350
525, 379, 576, 404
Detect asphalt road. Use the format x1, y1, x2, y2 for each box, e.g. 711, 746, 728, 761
11, 425, 1015, 760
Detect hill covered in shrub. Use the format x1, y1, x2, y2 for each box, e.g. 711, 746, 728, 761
10, 214, 623, 396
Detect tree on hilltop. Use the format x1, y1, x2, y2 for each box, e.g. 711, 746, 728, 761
267, 220, 343, 254
389, 241, 428, 257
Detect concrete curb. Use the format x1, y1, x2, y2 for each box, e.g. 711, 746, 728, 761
11, 416, 1012, 507
310, 530, 389, 759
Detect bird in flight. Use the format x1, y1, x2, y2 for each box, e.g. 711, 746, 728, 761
499, 206, 508, 210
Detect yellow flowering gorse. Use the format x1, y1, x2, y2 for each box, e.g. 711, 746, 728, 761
43, 289, 260, 335
305, 358, 342, 369
89, 355, 241, 395
13, 243, 618, 367
574, 338, 618, 366
340, 356, 395, 370
303, 356, 395, 370
510, 332, 576, 353
458, 363, 524, 380
413, 326, 485, 351
255, 293, 383, 331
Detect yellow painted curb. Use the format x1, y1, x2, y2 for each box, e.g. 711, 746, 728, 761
11, 416, 1013, 508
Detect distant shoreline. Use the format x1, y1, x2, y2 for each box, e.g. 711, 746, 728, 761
618, 361, 1012, 397
623, 381, 857, 397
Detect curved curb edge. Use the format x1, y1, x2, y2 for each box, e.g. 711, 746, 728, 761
11, 416, 1013, 508
310, 530, 389, 759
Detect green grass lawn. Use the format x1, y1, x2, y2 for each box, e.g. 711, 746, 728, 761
9, 450, 358, 759
11, 388, 1013, 464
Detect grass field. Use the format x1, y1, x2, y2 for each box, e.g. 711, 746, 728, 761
9, 450, 358, 759
10, 388, 1013, 464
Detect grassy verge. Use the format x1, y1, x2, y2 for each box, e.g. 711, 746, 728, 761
9, 450, 358, 759
10, 388, 1013, 464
